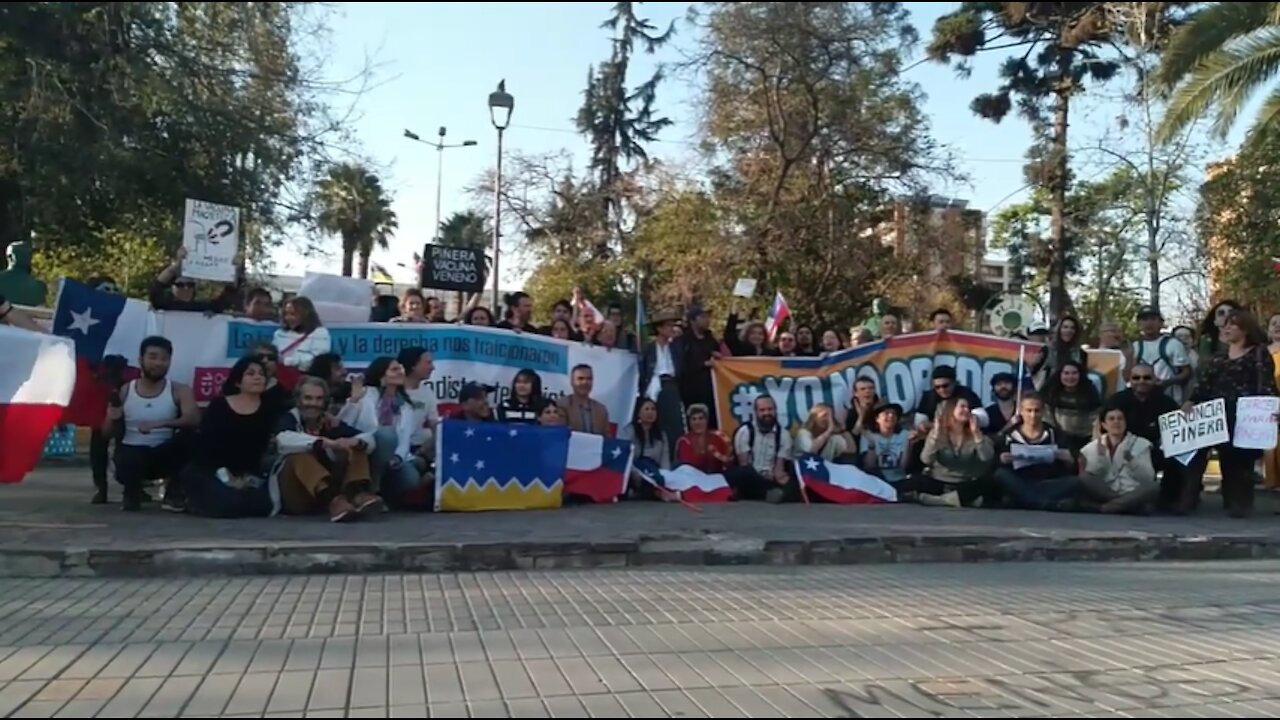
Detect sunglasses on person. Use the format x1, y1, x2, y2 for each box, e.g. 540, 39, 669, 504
174, 280, 196, 289
1131, 373, 1154, 381
257, 352, 279, 363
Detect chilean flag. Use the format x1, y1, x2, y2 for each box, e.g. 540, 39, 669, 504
563, 432, 632, 503
0, 327, 76, 482
764, 292, 791, 342
51, 279, 153, 426
634, 460, 734, 503
794, 453, 897, 504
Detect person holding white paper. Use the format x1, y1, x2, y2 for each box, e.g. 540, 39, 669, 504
994, 394, 1083, 511
1080, 407, 1158, 514
1181, 309, 1278, 517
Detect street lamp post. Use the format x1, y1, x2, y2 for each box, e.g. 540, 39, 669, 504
487, 80, 514, 311
402, 127, 477, 243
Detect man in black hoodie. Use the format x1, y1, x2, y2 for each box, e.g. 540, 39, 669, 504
1108, 362, 1186, 511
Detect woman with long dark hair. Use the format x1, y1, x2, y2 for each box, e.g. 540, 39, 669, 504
620, 399, 670, 497
182, 356, 277, 517
498, 369, 544, 424
339, 357, 427, 508
1042, 360, 1103, 453
1183, 309, 1278, 517
795, 325, 818, 356
273, 296, 332, 371
1032, 315, 1087, 388
1199, 300, 1242, 358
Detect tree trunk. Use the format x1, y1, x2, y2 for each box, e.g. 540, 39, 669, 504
341, 234, 355, 277
1047, 53, 1076, 324
357, 252, 370, 280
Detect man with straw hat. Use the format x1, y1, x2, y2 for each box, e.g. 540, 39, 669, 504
640, 307, 687, 460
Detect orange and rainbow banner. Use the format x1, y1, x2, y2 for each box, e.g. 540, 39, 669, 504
712, 331, 1124, 434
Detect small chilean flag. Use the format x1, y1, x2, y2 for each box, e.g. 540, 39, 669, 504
795, 453, 898, 504
0, 327, 76, 482
635, 460, 734, 503
764, 292, 791, 342
564, 432, 632, 503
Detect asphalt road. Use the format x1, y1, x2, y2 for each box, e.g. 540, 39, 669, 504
0, 562, 1277, 717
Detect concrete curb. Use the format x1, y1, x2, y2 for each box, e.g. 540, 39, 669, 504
2, 531, 1279, 577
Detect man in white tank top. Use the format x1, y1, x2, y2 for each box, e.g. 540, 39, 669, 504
103, 336, 199, 512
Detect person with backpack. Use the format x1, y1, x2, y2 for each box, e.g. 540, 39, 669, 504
1131, 306, 1192, 404
728, 395, 796, 503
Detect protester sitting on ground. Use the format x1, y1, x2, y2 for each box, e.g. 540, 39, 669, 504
1042, 360, 1103, 452
398, 347, 438, 465
449, 383, 496, 422
845, 377, 883, 441
242, 287, 277, 322
915, 397, 997, 507
498, 369, 545, 424
462, 305, 493, 326
149, 247, 237, 313
1107, 363, 1184, 510
274, 296, 331, 371
537, 400, 566, 426
340, 357, 425, 502
101, 336, 200, 511
559, 364, 610, 436
306, 353, 350, 414
981, 372, 1019, 436
777, 332, 799, 357
181, 356, 277, 518
795, 404, 851, 462
860, 402, 915, 487
620, 399, 670, 496
915, 366, 982, 434
674, 404, 732, 473
1080, 407, 1158, 514
250, 342, 290, 418
995, 393, 1082, 511
273, 377, 381, 522
1183, 309, 1278, 518
728, 395, 796, 503
1131, 306, 1191, 403
390, 288, 429, 323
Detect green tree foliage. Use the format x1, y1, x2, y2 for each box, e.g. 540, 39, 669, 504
1156, 3, 1280, 153
577, 2, 675, 257
685, 1, 946, 330
928, 2, 1134, 321
1197, 137, 1280, 312
313, 163, 398, 279
0, 2, 357, 276
439, 211, 490, 251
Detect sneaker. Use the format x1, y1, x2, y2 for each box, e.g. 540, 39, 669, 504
91, 489, 107, 505
329, 496, 356, 523
940, 490, 962, 508
918, 493, 949, 507
121, 496, 142, 512
351, 492, 383, 515
162, 498, 186, 514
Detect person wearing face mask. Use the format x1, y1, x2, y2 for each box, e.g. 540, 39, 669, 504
180, 356, 277, 518
273, 377, 380, 522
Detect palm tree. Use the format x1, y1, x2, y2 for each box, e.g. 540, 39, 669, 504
1156, 3, 1280, 151
313, 162, 399, 278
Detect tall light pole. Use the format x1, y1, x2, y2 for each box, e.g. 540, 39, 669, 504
488, 80, 514, 311
402, 127, 477, 242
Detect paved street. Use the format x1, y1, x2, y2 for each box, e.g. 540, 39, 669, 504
0, 562, 1275, 717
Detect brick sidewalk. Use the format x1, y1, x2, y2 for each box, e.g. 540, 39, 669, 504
3, 464, 1279, 577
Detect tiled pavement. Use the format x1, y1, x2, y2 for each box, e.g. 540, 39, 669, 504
0, 562, 1278, 716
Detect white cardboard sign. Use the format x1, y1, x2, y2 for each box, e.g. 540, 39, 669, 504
1233, 396, 1279, 450
1159, 398, 1229, 459
182, 199, 240, 282
732, 278, 758, 299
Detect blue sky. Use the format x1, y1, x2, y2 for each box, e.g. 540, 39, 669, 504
289, 1, 1228, 288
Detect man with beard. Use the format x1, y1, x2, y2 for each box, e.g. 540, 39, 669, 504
103, 337, 199, 512
729, 395, 796, 503
1108, 362, 1186, 511
982, 372, 1020, 436
273, 377, 381, 522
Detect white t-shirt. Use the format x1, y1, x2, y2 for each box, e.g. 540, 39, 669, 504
404, 381, 440, 447
1131, 336, 1191, 403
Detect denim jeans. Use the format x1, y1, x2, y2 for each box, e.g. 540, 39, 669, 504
370, 427, 424, 503
995, 468, 1081, 511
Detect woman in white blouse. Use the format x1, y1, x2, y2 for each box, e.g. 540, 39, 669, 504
338, 357, 428, 507
273, 296, 332, 370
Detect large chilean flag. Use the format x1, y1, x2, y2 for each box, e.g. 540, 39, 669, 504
0, 327, 76, 482
51, 280, 153, 426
